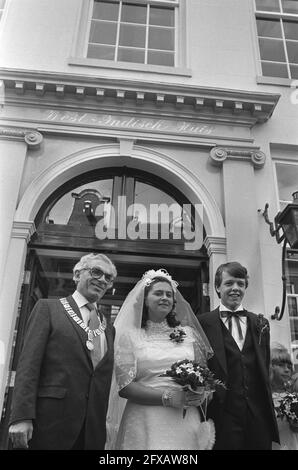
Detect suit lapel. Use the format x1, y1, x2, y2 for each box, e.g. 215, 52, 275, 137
203, 308, 227, 376
62, 295, 93, 366
246, 311, 269, 384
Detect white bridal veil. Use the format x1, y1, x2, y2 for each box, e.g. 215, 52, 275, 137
105, 269, 214, 450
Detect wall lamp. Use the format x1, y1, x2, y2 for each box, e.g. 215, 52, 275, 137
259, 191, 298, 320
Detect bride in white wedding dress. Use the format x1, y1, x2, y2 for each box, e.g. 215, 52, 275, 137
106, 269, 215, 450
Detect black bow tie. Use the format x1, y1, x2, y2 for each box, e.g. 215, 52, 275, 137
220, 310, 246, 318
220, 310, 246, 340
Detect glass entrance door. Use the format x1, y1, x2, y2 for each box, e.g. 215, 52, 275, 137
20, 247, 208, 321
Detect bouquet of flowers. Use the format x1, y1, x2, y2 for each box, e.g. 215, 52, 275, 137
161, 358, 226, 418
276, 392, 298, 433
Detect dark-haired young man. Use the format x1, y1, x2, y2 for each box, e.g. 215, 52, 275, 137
199, 261, 279, 450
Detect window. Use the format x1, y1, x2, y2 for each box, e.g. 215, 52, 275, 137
276, 161, 298, 211
0, 0, 6, 21
46, 179, 113, 225
86, 0, 178, 66
255, 0, 298, 79
276, 162, 298, 370
285, 252, 298, 371
39, 169, 194, 241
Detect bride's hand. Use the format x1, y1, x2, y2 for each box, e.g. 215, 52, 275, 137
162, 389, 187, 408
185, 388, 206, 407
206, 391, 213, 404
162, 389, 206, 408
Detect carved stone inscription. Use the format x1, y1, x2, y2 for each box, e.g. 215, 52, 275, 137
44, 110, 214, 136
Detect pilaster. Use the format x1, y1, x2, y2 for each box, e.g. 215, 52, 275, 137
210, 146, 266, 169
209, 146, 266, 313
204, 236, 227, 310
0, 128, 42, 288
0, 220, 35, 415
0, 127, 43, 149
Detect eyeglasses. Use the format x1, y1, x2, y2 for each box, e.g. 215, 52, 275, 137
83, 267, 114, 283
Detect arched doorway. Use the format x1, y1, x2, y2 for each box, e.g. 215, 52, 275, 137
27, 166, 209, 317
0, 166, 210, 447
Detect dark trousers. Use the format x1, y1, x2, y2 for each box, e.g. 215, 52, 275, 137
71, 422, 86, 450
214, 406, 272, 450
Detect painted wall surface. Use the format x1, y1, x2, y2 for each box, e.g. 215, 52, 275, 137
0, 0, 82, 71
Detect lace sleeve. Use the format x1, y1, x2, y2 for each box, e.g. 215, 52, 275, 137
184, 326, 210, 367
106, 330, 139, 450
115, 331, 138, 391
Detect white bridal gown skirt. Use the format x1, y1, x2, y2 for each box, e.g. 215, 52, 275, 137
115, 401, 211, 450
113, 326, 216, 450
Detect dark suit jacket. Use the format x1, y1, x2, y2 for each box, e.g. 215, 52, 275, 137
9, 295, 115, 449
199, 308, 279, 444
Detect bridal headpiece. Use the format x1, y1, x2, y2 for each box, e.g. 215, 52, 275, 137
141, 269, 179, 291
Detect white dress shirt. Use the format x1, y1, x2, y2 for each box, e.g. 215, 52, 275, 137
72, 290, 107, 358
219, 301, 247, 351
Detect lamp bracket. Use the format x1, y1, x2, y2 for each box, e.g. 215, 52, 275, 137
271, 306, 280, 320
259, 203, 285, 244
259, 204, 288, 321
271, 239, 288, 321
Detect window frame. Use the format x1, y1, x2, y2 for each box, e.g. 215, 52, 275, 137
254, 0, 298, 84
285, 252, 298, 371
69, 0, 191, 77
274, 158, 298, 370
36, 166, 195, 234
0, 0, 6, 21
0, 0, 8, 28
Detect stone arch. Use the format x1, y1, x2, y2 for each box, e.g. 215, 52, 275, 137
15, 143, 225, 238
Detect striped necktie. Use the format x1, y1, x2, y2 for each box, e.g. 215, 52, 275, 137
220, 310, 246, 340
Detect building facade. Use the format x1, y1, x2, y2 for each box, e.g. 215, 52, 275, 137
0, 0, 297, 447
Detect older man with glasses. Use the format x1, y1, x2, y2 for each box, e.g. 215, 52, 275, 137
8, 253, 117, 450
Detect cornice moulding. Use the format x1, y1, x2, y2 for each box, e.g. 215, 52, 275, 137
0, 68, 280, 126
12, 221, 36, 241
204, 236, 227, 256
0, 123, 254, 149
2, 94, 265, 128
